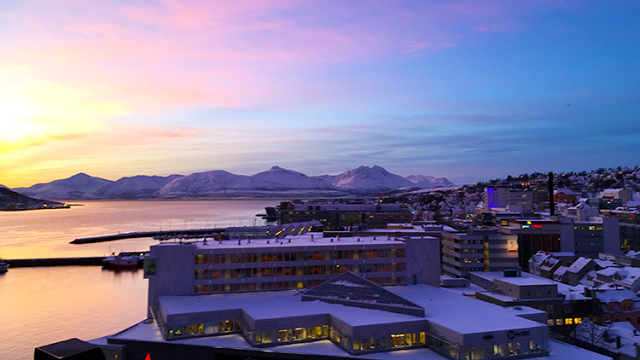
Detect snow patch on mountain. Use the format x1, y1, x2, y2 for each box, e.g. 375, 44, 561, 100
249, 166, 331, 190
90, 175, 183, 198
13, 166, 454, 199
405, 174, 453, 188
329, 165, 415, 192
156, 170, 249, 197
14, 173, 113, 200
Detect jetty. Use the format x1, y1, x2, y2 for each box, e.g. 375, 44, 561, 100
5, 257, 105, 267
70, 228, 225, 244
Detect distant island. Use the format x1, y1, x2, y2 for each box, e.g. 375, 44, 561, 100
0, 186, 68, 211
9, 165, 453, 200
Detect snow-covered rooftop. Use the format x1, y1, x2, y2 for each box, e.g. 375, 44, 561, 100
567, 257, 593, 273
471, 271, 579, 296
159, 284, 546, 335
595, 289, 637, 303
596, 267, 621, 277
103, 323, 609, 360
158, 233, 436, 251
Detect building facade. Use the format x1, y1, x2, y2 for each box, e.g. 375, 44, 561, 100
278, 203, 413, 230
441, 228, 519, 278
145, 233, 441, 319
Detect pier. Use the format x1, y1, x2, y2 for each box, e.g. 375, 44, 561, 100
70, 228, 225, 244
5, 257, 105, 267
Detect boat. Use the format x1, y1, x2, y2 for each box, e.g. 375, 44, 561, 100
0, 259, 9, 273
102, 252, 148, 270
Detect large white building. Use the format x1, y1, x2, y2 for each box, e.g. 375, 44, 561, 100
37, 232, 612, 360
144, 233, 441, 319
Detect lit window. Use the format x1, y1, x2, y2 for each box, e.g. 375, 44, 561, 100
565, 318, 573, 325
547, 319, 554, 326
574, 318, 582, 324
556, 319, 564, 325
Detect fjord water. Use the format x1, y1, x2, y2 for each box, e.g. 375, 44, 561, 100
0, 199, 278, 360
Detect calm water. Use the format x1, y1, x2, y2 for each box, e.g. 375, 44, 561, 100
0, 199, 279, 360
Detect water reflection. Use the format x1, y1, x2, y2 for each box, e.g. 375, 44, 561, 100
0, 266, 148, 360
0, 199, 276, 259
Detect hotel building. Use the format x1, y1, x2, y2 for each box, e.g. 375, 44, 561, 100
144, 233, 441, 319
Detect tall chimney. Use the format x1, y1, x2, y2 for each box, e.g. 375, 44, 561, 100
548, 172, 555, 216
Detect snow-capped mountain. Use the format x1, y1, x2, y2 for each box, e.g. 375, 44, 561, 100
156, 166, 339, 198
12, 166, 452, 199
89, 175, 183, 199
14, 173, 113, 200
324, 165, 415, 193
405, 174, 453, 188
249, 166, 332, 190
155, 170, 250, 197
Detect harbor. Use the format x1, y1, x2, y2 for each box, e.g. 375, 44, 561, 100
70, 228, 225, 244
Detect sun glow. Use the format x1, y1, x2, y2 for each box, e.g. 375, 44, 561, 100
0, 100, 45, 142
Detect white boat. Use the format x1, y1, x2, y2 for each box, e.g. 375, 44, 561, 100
102, 252, 148, 270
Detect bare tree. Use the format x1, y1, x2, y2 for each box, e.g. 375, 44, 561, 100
572, 319, 607, 349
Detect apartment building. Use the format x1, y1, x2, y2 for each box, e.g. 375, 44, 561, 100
441, 228, 519, 278
278, 203, 413, 230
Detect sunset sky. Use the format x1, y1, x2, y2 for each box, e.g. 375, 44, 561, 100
1, 0, 639, 188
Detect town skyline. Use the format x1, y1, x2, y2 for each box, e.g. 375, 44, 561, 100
2, 1, 639, 188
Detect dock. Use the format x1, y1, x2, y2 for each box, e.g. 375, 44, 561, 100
70, 228, 225, 244
5, 257, 106, 268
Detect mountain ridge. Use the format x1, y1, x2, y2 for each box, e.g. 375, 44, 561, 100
12, 166, 452, 200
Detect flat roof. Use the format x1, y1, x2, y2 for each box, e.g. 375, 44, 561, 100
151, 233, 437, 251
471, 271, 580, 296
103, 321, 609, 360
160, 284, 546, 335
160, 290, 423, 327
494, 277, 557, 287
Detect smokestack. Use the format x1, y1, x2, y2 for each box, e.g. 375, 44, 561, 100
548, 172, 555, 216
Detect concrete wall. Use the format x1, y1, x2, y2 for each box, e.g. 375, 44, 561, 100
405, 236, 441, 287
147, 243, 196, 318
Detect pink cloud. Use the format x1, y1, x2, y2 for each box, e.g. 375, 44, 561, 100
2, 0, 562, 116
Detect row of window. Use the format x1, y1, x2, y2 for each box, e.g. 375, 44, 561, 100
164, 316, 547, 359
444, 238, 486, 245
429, 334, 548, 360
167, 320, 238, 338
195, 248, 406, 264
353, 332, 425, 352
547, 317, 583, 326
194, 263, 407, 279
193, 277, 407, 293
249, 325, 328, 345
575, 241, 604, 247
574, 226, 603, 231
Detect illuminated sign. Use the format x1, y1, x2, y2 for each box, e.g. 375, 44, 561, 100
533, 225, 542, 229
522, 225, 530, 229
508, 240, 518, 253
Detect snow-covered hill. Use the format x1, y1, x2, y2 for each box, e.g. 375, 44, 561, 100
156, 166, 341, 198
405, 174, 453, 188
155, 170, 250, 197
90, 175, 183, 199
324, 165, 415, 193
249, 166, 331, 190
14, 173, 113, 200
12, 166, 452, 199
